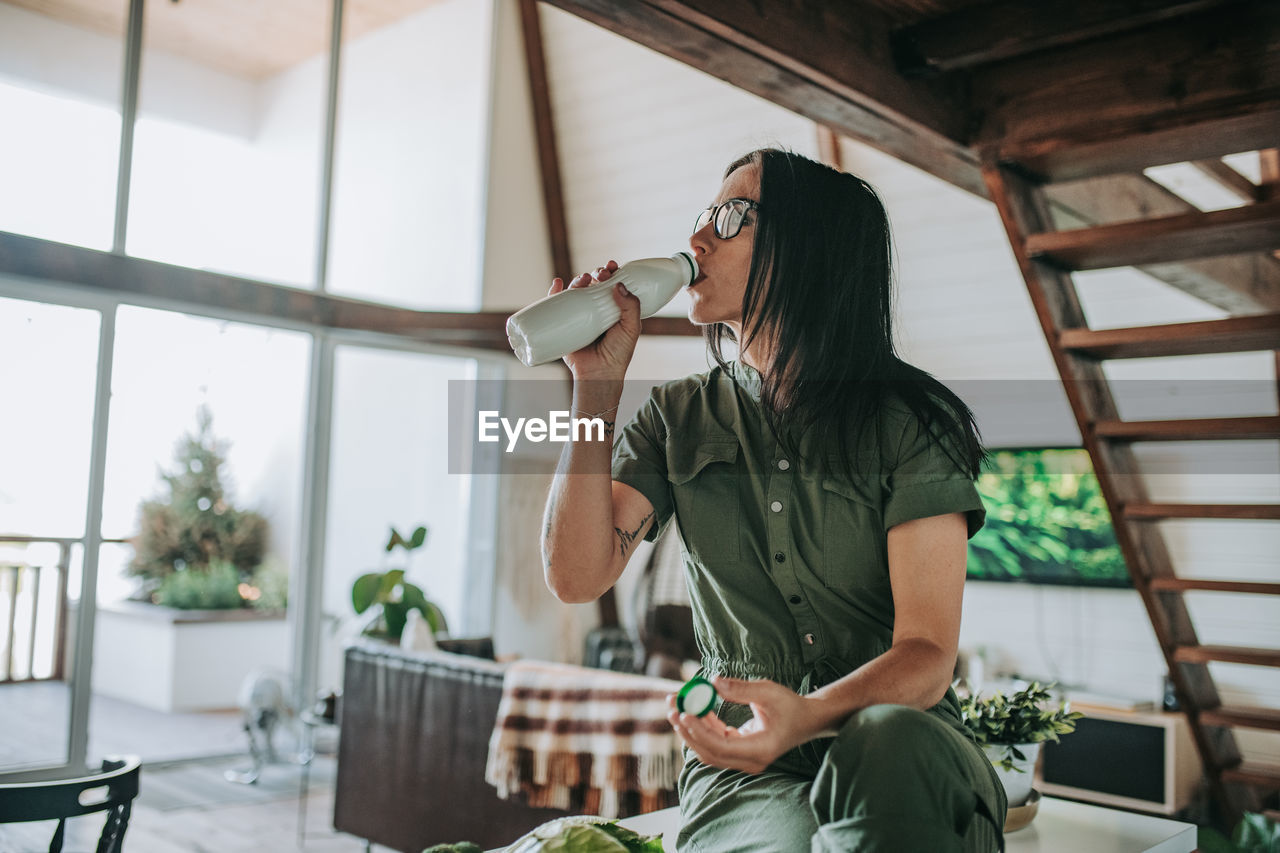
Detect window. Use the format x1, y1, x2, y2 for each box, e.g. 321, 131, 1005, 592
125, 2, 330, 285
0, 2, 126, 250
326, 0, 491, 309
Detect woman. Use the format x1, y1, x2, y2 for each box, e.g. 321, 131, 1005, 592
540, 148, 1006, 852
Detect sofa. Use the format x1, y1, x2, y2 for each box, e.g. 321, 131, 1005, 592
333, 640, 573, 852
337, 639, 685, 852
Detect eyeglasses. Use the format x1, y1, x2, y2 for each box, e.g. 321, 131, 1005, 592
693, 198, 760, 240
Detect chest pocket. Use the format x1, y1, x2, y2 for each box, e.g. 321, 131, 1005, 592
820, 455, 884, 591
667, 439, 740, 564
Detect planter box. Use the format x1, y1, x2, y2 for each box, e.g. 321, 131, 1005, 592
92, 601, 289, 713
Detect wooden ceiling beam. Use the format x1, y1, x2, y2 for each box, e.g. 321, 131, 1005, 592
973, 4, 1280, 181
816, 126, 843, 172
540, 0, 985, 197
0, 231, 515, 350
0, 230, 704, 341
518, 0, 573, 283
894, 0, 1229, 75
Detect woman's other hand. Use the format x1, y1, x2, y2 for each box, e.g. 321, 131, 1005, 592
549, 260, 642, 380
666, 676, 833, 774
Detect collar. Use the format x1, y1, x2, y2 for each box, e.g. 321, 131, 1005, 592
729, 359, 762, 402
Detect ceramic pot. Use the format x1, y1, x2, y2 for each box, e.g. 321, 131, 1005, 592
982, 742, 1041, 807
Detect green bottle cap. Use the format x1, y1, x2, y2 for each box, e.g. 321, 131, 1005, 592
677, 675, 717, 717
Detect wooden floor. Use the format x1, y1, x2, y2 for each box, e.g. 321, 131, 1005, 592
0, 681, 247, 767
0, 682, 404, 851
0, 756, 397, 853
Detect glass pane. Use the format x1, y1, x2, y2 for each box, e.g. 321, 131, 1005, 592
125, 2, 328, 286
92, 306, 309, 760
0, 297, 101, 539
322, 346, 474, 688
0, 2, 125, 250
327, 0, 490, 309
0, 296, 97, 775
0, 541, 79, 773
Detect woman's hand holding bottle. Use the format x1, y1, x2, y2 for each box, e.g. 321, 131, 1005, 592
549, 260, 643, 384
508, 253, 695, 369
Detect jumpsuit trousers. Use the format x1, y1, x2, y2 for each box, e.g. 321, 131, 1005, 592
677, 701, 1007, 853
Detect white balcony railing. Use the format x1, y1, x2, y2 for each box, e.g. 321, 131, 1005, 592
0, 535, 126, 685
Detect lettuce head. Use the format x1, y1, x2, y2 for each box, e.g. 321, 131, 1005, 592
505, 816, 665, 853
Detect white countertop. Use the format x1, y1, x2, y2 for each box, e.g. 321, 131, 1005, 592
1004, 797, 1196, 853
613, 795, 1196, 853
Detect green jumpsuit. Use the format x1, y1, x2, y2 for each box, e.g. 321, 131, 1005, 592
611, 361, 1007, 853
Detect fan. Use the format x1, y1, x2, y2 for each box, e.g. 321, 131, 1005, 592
224, 668, 302, 785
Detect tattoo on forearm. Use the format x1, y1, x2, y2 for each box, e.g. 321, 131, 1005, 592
601, 418, 615, 441
614, 510, 654, 557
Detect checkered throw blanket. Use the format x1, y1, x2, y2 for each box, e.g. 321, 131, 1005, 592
484, 660, 683, 818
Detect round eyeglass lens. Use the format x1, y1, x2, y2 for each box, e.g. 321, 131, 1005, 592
714, 200, 750, 239
693, 207, 714, 235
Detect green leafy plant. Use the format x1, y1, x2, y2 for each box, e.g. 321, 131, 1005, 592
959, 682, 1084, 772
154, 559, 244, 610
1198, 812, 1280, 853
352, 525, 446, 642
247, 558, 289, 611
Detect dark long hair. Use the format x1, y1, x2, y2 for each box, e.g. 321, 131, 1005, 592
707, 148, 985, 477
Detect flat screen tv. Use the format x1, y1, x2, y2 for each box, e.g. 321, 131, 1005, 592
966, 447, 1131, 588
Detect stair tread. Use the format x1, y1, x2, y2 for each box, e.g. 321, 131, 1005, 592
1027, 198, 1280, 270
1094, 416, 1280, 441
1125, 503, 1280, 520
1220, 761, 1280, 788
1060, 314, 1280, 359
1174, 645, 1280, 667
1202, 705, 1280, 732
1151, 578, 1280, 595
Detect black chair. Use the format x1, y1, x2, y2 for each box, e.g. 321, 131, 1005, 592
0, 756, 141, 853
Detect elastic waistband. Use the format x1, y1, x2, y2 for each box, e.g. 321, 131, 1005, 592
699, 656, 851, 694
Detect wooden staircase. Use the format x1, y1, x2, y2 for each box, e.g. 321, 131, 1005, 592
983, 153, 1280, 821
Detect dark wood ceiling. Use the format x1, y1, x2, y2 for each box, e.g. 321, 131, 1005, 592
866, 0, 1015, 26
540, 0, 1280, 315
543, 0, 1278, 195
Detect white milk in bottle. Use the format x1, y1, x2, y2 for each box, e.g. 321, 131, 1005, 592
506, 252, 698, 367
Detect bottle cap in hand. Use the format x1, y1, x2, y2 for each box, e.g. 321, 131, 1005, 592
677, 675, 717, 717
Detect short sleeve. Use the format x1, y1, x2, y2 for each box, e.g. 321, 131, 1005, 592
882, 412, 986, 539
611, 395, 673, 543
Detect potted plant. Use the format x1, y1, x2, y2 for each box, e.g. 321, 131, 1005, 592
93, 406, 289, 712
959, 681, 1083, 808
352, 525, 447, 643
128, 405, 276, 608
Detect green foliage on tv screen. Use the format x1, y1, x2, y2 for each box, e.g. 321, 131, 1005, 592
966, 448, 1129, 587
